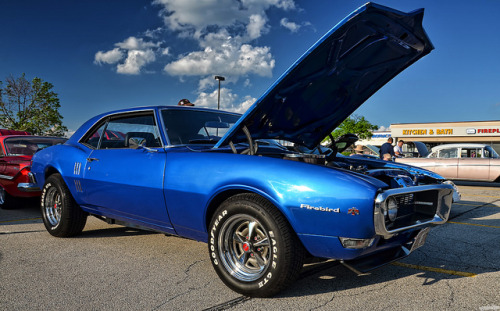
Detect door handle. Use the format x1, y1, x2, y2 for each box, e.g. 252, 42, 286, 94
86, 158, 99, 162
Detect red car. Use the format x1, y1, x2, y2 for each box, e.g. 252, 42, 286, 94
0, 130, 66, 209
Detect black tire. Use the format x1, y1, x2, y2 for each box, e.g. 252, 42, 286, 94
208, 193, 305, 297
40, 173, 87, 237
0, 187, 18, 209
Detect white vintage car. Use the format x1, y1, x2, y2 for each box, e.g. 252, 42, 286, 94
397, 143, 500, 182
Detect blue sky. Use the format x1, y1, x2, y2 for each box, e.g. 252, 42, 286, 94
1, 0, 499, 134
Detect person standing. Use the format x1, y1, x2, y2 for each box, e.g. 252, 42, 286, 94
394, 140, 404, 157
379, 137, 395, 159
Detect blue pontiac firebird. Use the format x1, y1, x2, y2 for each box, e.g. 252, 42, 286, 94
30, 3, 454, 297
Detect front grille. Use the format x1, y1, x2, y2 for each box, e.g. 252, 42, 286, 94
389, 191, 439, 229
374, 184, 453, 238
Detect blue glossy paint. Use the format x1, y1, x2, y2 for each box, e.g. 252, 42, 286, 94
82, 148, 173, 231
161, 150, 385, 241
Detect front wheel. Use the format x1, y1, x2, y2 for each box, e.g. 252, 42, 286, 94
41, 174, 87, 237
209, 194, 304, 297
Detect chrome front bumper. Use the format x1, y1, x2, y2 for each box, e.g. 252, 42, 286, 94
374, 184, 454, 238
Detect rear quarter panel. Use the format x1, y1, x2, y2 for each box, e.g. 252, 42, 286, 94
31, 143, 90, 204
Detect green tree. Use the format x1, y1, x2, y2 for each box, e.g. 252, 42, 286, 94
0, 74, 67, 136
323, 114, 379, 143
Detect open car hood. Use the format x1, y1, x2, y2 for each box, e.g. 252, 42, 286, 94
215, 3, 433, 149
413, 141, 430, 157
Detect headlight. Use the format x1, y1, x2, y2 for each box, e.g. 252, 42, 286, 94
385, 197, 398, 222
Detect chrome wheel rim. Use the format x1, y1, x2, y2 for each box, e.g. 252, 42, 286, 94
218, 214, 271, 282
43, 187, 62, 227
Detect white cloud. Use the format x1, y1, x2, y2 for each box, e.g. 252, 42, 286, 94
117, 49, 156, 75
198, 76, 215, 91
94, 36, 164, 74
247, 14, 268, 39
237, 95, 257, 113
94, 48, 123, 64
154, 0, 294, 37
280, 18, 300, 32
153, 0, 243, 34
95, 0, 298, 112
122, 37, 160, 50
194, 88, 255, 113
154, 0, 298, 83
164, 39, 274, 78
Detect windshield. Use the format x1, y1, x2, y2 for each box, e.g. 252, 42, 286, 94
4, 137, 66, 156
161, 109, 240, 145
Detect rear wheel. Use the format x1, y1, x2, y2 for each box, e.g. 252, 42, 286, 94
209, 193, 304, 297
41, 174, 87, 237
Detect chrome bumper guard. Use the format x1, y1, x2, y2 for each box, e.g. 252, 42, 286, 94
374, 184, 453, 239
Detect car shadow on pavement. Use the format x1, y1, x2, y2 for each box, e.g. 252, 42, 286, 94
75, 225, 156, 239
275, 259, 462, 298
275, 196, 500, 298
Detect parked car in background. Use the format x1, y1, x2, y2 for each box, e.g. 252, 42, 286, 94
0, 132, 67, 209
396, 143, 500, 182
29, 3, 454, 297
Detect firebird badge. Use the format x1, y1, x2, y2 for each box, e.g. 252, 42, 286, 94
348, 207, 360, 215
300, 204, 340, 213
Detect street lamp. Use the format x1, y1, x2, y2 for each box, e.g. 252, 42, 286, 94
214, 75, 225, 110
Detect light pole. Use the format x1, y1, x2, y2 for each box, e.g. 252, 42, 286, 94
214, 75, 225, 110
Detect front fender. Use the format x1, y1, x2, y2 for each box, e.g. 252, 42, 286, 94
164, 151, 383, 241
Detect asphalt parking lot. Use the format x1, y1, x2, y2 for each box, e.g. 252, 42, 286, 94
1, 184, 499, 311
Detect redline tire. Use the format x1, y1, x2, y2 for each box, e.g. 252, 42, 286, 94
40, 174, 87, 237
209, 193, 304, 297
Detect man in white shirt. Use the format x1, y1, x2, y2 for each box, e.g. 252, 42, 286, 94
394, 140, 404, 157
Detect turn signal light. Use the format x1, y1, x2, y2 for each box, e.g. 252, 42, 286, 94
339, 237, 375, 249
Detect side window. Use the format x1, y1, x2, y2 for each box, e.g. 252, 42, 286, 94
439, 148, 458, 158
461, 148, 482, 158
81, 114, 162, 149
82, 123, 107, 148
103, 115, 161, 149
428, 151, 437, 158
449, 148, 458, 158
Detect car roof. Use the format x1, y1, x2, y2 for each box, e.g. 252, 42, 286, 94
431, 143, 489, 151
67, 105, 241, 144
